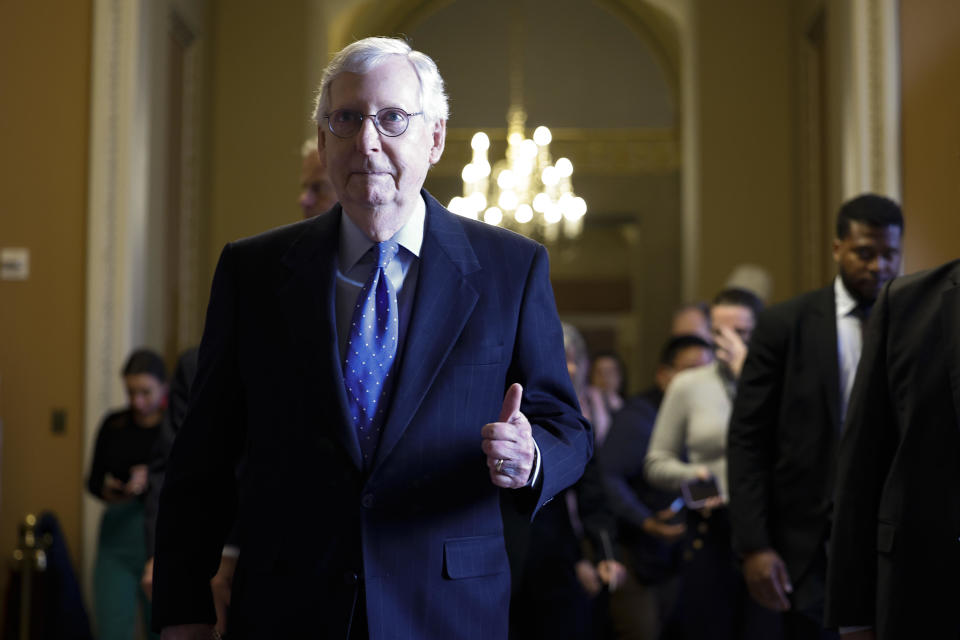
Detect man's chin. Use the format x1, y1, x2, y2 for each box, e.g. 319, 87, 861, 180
855, 283, 883, 304
344, 186, 395, 208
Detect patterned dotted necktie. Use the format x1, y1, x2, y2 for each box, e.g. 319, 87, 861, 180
344, 240, 400, 466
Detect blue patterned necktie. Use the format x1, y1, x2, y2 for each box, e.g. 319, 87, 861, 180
344, 240, 400, 466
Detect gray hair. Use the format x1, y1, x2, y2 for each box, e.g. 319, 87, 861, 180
312, 37, 449, 127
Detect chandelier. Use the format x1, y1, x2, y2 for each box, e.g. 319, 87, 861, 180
448, 110, 587, 242
446, 6, 587, 242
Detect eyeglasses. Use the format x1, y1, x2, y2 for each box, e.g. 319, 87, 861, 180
323, 107, 423, 138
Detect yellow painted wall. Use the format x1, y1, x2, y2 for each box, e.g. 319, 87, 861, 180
0, 0, 92, 600
900, 0, 960, 272
204, 0, 313, 283
694, 0, 795, 301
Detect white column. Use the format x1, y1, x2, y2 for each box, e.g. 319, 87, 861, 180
840, 0, 901, 201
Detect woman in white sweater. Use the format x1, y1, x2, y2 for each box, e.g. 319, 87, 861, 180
645, 288, 782, 640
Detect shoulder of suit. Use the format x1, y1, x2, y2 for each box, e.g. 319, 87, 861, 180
754, 285, 833, 335
765, 285, 832, 316
230, 216, 319, 252
440, 207, 542, 254
887, 258, 960, 301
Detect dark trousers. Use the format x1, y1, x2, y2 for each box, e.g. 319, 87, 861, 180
676, 508, 783, 640
783, 547, 839, 640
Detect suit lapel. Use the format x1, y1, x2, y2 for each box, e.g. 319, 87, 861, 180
277, 209, 363, 469
810, 285, 842, 432
372, 193, 481, 470
941, 265, 960, 433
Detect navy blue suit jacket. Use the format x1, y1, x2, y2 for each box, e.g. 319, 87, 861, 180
152, 192, 592, 639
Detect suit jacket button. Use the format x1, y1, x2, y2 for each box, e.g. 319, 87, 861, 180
344, 571, 359, 585
361, 493, 375, 508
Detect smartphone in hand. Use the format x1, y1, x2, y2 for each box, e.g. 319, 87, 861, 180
681, 477, 720, 509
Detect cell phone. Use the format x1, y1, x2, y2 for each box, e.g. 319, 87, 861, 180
681, 478, 720, 509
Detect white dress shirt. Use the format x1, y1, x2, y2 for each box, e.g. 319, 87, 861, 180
835, 276, 866, 423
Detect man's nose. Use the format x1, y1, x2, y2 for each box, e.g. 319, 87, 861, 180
355, 117, 381, 151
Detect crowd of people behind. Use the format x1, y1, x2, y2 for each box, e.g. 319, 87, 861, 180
79, 36, 958, 640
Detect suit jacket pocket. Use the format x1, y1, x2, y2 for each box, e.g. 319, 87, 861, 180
876, 520, 896, 553
442, 534, 508, 579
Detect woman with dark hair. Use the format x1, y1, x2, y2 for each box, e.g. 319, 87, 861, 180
87, 348, 167, 640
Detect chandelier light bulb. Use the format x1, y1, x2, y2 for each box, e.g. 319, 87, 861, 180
544, 203, 563, 224
471, 131, 490, 151
468, 191, 487, 212
508, 132, 524, 146
515, 204, 534, 223
572, 196, 587, 218
555, 157, 574, 177
520, 139, 538, 158
498, 190, 519, 211
497, 169, 517, 190
484, 207, 504, 225
542, 166, 559, 186
533, 126, 552, 146
448, 196, 464, 214
461, 163, 478, 183
533, 192, 551, 213
476, 161, 491, 178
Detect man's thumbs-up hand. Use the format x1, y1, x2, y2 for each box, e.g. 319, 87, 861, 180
481, 383, 536, 489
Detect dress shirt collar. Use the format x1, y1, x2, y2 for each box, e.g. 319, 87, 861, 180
834, 275, 859, 318
338, 195, 426, 272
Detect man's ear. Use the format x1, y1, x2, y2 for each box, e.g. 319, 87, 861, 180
428, 119, 446, 165
832, 237, 842, 264
317, 126, 326, 154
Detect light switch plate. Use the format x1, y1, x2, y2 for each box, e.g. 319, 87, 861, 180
1, 248, 29, 280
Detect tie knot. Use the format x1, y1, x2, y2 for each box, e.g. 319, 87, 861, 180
852, 302, 872, 322
374, 240, 399, 269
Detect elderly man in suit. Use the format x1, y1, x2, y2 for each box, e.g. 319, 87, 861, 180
825, 258, 960, 639
727, 195, 903, 639
151, 37, 591, 640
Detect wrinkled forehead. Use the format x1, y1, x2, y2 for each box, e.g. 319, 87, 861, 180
327, 56, 422, 109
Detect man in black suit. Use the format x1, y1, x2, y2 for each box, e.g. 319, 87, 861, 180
152, 37, 591, 639
825, 258, 960, 639
727, 195, 903, 639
